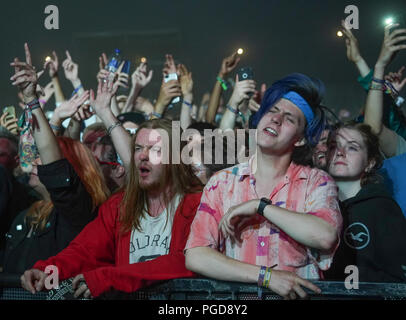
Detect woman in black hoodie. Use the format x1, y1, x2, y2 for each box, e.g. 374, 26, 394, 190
325, 122, 406, 283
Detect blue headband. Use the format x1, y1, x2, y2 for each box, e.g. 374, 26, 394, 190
282, 91, 314, 125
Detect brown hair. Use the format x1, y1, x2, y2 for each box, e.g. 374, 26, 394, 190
120, 119, 203, 234
333, 121, 383, 186
26, 137, 110, 230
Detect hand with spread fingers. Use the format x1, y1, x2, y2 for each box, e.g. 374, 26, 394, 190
132, 62, 153, 90
52, 91, 91, 122
90, 80, 117, 117
10, 43, 39, 103
72, 274, 92, 299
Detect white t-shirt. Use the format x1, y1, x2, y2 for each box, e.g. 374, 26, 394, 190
129, 194, 182, 264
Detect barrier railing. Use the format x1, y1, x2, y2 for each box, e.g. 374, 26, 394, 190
1, 273, 406, 300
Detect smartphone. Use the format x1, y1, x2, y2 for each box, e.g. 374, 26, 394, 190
3, 106, 16, 118
117, 60, 131, 95
164, 73, 180, 104
237, 67, 254, 97
122, 60, 131, 75
237, 67, 254, 81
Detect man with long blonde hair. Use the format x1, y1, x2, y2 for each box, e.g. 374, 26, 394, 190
21, 77, 203, 298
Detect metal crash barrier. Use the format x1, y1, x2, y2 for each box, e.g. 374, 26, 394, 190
1, 274, 406, 300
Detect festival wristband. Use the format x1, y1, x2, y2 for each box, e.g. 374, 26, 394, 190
216, 76, 228, 91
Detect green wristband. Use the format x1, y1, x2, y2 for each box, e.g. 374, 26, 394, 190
216, 76, 228, 91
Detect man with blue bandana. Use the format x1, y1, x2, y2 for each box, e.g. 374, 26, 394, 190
185, 73, 342, 300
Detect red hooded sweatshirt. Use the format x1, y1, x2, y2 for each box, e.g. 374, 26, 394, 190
33, 191, 202, 297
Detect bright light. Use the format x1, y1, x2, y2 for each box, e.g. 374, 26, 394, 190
385, 17, 394, 26
141, 57, 147, 63
337, 31, 343, 37
237, 48, 244, 55
45, 56, 51, 62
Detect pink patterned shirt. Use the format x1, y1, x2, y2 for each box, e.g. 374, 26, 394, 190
185, 157, 343, 279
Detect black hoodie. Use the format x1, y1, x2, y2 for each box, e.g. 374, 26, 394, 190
325, 183, 406, 283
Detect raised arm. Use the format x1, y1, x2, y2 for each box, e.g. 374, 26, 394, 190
341, 20, 371, 78
206, 52, 240, 124
178, 64, 194, 130
122, 62, 153, 114
219, 74, 256, 131
364, 24, 406, 157
10, 43, 63, 165
44, 51, 65, 104
49, 91, 91, 137
62, 50, 85, 97
90, 80, 132, 168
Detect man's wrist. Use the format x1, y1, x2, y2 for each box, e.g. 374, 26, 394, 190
257, 198, 272, 216
24, 95, 39, 104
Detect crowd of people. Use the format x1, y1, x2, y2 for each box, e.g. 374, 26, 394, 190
0, 20, 406, 300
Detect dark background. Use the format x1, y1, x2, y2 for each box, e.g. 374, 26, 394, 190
0, 0, 405, 117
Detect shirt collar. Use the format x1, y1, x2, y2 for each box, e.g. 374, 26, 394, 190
237, 155, 309, 183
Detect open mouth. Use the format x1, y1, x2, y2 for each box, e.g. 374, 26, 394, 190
316, 153, 326, 160
264, 127, 278, 137
139, 166, 151, 177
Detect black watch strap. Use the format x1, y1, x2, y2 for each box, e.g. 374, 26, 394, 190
257, 198, 272, 216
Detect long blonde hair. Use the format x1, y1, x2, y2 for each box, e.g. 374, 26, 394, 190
120, 119, 203, 234
26, 137, 110, 230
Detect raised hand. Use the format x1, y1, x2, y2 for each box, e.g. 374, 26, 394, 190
90, 80, 116, 116
53, 91, 90, 121
385, 66, 406, 93
155, 79, 182, 110
131, 62, 153, 90
178, 64, 193, 97
44, 51, 59, 78
62, 50, 79, 82
219, 52, 240, 78
341, 20, 363, 63
112, 62, 129, 93
376, 24, 406, 69
10, 43, 39, 103
228, 74, 256, 109
98, 52, 108, 70
162, 54, 177, 75
97, 53, 109, 82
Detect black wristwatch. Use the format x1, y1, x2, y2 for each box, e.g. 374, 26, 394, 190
257, 198, 272, 216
